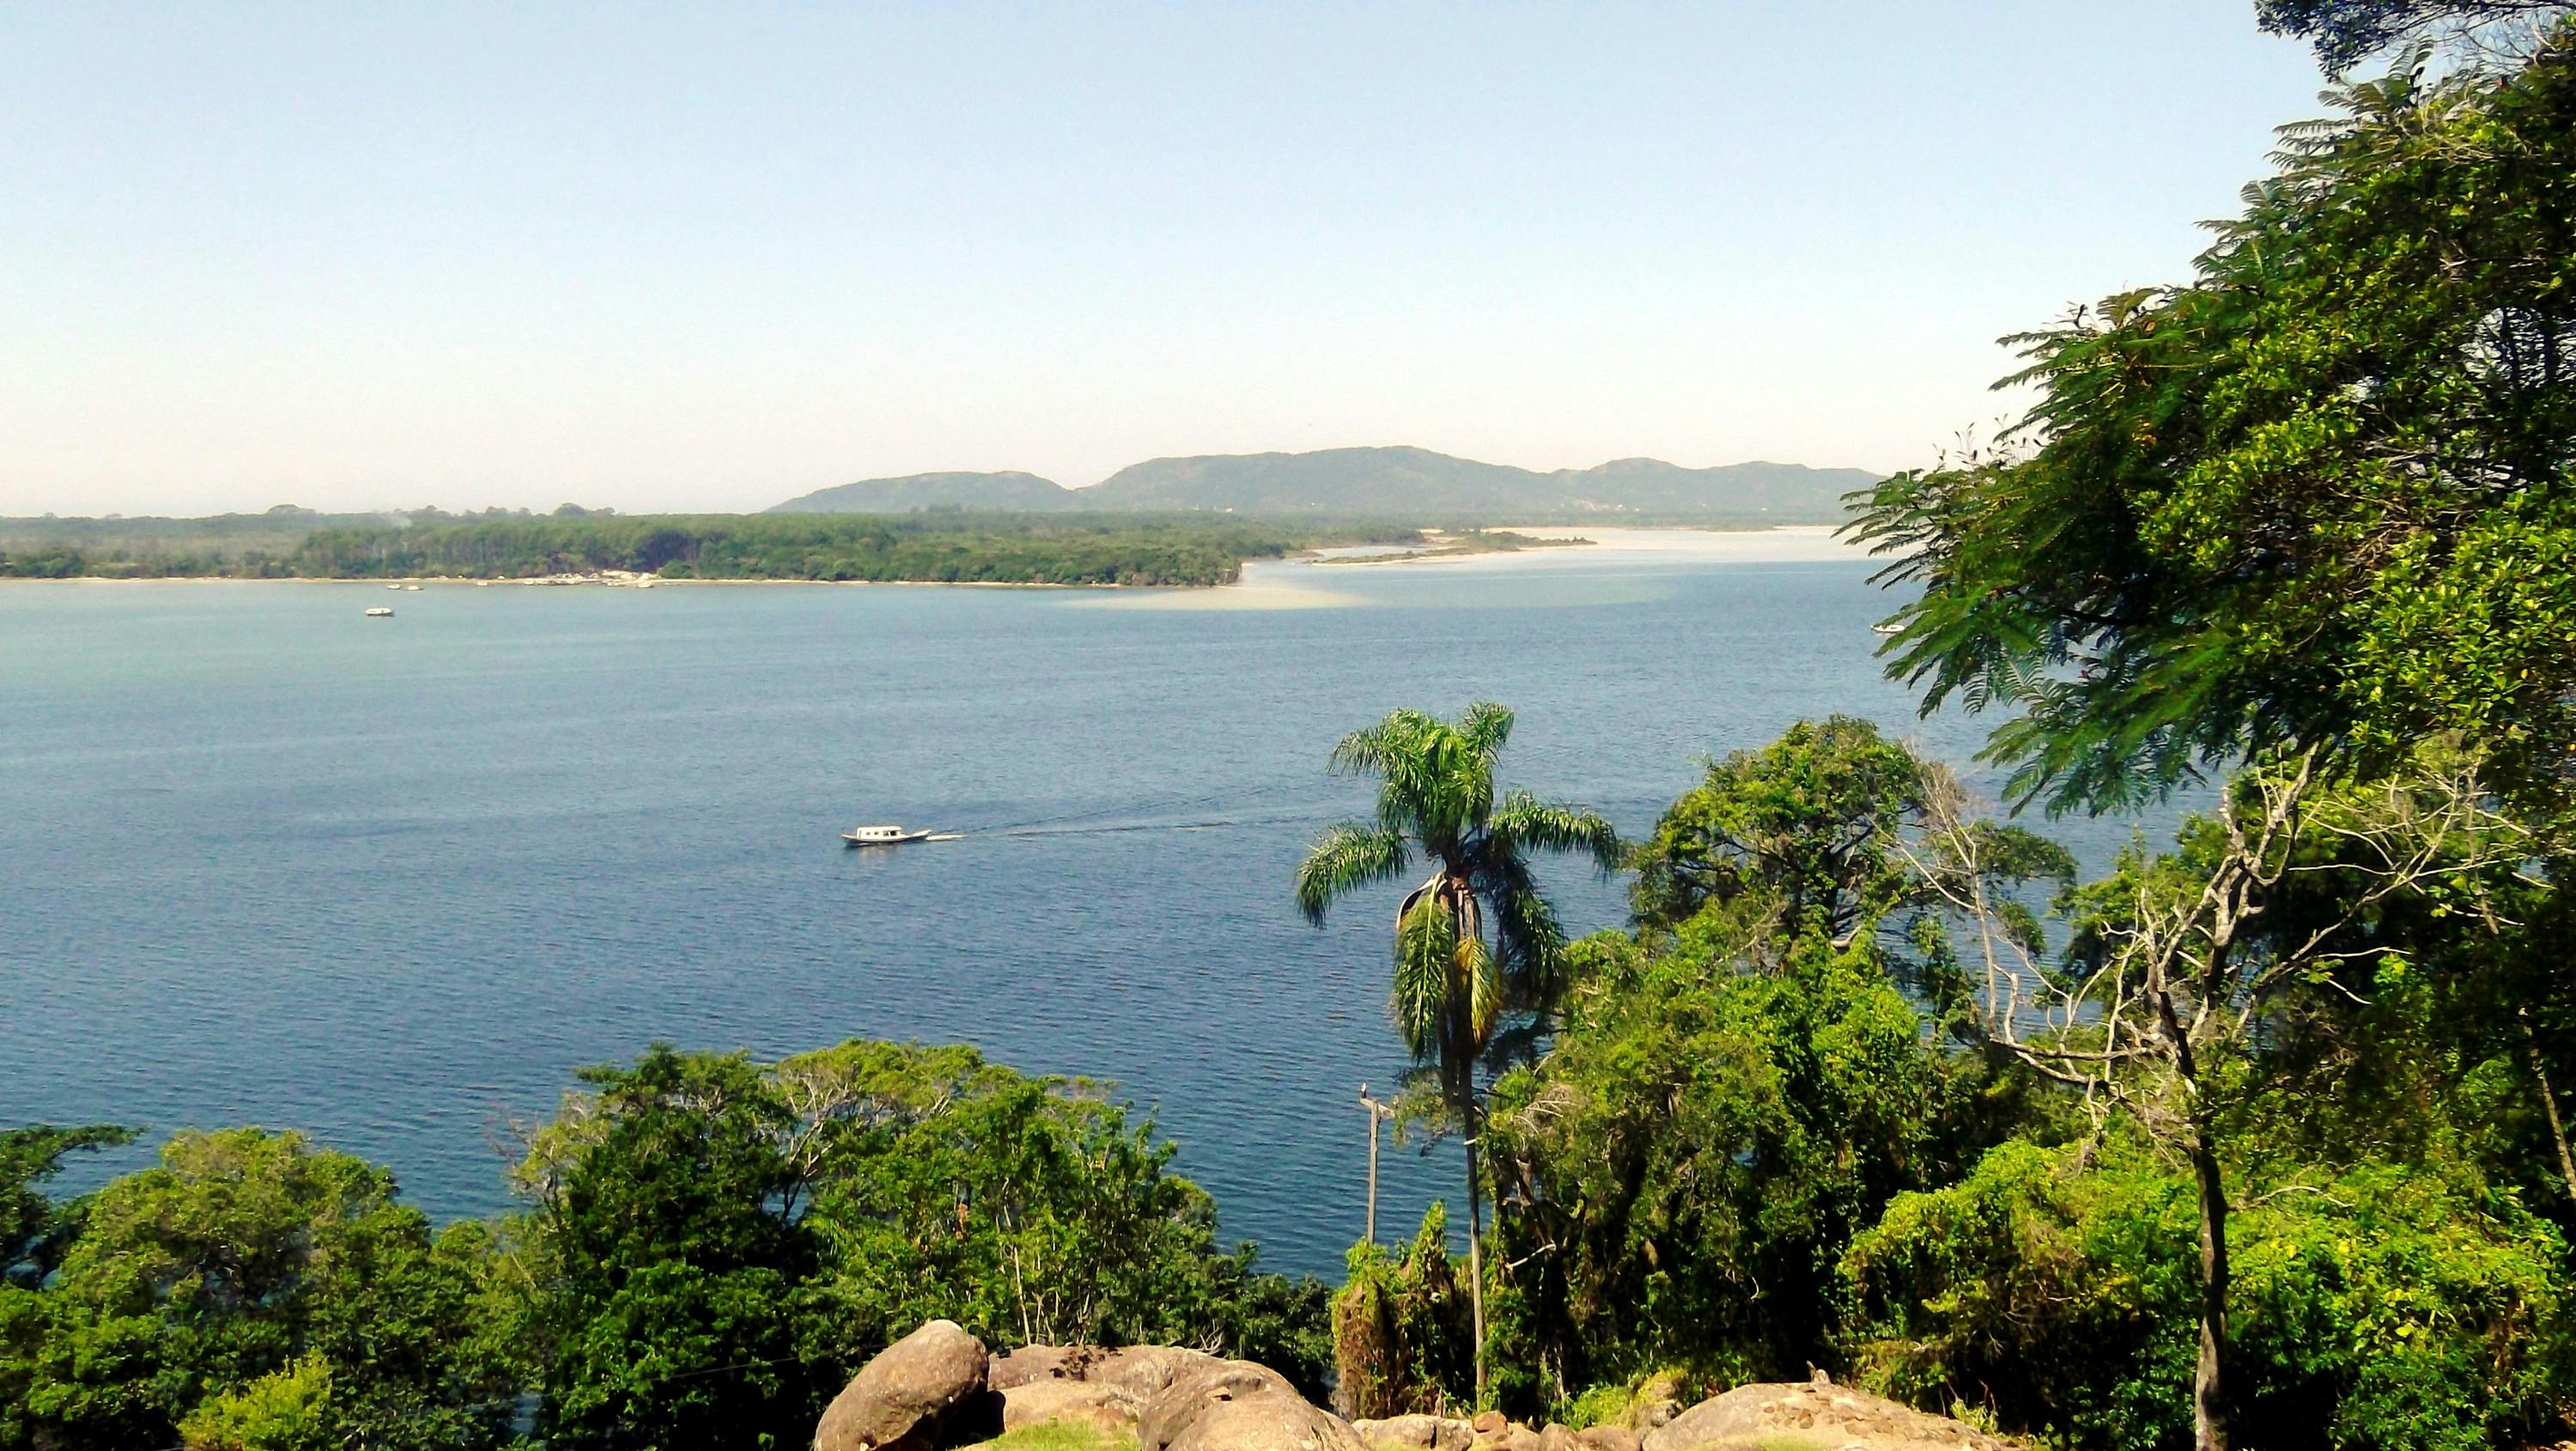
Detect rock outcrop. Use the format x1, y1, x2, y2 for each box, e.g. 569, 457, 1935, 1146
1350, 1412, 1474, 1450
1639, 1377, 2015, 1451
814, 1320, 992, 1451
817, 1335, 2014, 1451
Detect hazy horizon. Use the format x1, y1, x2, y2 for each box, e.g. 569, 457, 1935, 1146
5, 3, 2330, 517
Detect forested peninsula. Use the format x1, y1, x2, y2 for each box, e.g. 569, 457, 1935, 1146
0, 511, 1415, 587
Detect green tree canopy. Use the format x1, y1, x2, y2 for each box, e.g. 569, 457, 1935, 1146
1848, 28, 2576, 814
1479, 719, 2063, 1411
2258, 0, 2573, 71
0, 1128, 512, 1451
503, 1041, 1330, 1447
0, 1125, 133, 1283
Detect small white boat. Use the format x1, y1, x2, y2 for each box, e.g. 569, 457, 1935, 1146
386, 584, 404, 591
364, 606, 394, 618
404, 584, 423, 592
1871, 622, 1903, 636
841, 824, 932, 847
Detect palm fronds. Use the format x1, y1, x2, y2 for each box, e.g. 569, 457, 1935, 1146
1487, 791, 1622, 874
1294, 823, 1409, 926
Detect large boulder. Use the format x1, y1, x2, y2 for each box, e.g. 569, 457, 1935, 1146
1166, 1392, 1372, 1451
1355, 1412, 1474, 1450
1573, 1428, 1642, 1451
1140, 1358, 1364, 1451
1139, 1360, 1297, 1451
983, 1343, 1223, 1399
987, 1345, 1094, 1392
982, 1343, 1230, 1441
1638, 1381, 2015, 1451
1000, 1378, 1143, 1438
1090, 1345, 1226, 1399
816, 1320, 991, 1451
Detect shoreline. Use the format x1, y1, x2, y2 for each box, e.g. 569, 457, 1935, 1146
0, 574, 1194, 592
0, 525, 1856, 590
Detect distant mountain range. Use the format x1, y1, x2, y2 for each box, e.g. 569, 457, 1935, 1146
769, 446, 1882, 525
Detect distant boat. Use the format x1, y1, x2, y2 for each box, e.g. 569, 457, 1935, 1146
364, 606, 394, 618
1871, 622, 1903, 636
404, 584, 423, 592
386, 584, 404, 591
841, 824, 932, 847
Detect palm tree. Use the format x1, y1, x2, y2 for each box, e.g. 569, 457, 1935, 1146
1294, 701, 1619, 1399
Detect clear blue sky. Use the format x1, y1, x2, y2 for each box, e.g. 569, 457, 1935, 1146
2, 2, 2330, 515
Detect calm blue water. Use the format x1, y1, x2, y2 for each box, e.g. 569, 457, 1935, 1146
0, 545, 2152, 1278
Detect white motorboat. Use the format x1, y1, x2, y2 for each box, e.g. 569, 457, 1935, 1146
364, 606, 394, 618
841, 824, 932, 847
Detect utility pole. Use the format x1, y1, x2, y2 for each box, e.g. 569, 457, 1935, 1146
1358, 1084, 1395, 1244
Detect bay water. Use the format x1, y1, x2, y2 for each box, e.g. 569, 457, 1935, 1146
0, 532, 2151, 1278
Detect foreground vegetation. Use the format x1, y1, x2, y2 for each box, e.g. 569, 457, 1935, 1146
2, 1045, 1325, 1450
0, 510, 1413, 587
1331, 12, 2576, 1451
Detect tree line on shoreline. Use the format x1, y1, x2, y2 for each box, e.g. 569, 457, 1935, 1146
0, 512, 1413, 589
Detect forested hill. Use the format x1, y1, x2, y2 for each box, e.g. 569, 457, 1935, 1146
767, 446, 1881, 524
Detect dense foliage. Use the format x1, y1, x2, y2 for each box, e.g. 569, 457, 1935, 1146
0, 510, 1408, 586
0, 1043, 1324, 1451
2258, 1, 2573, 71
1333, 1205, 1477, 1420
1469, 721, 2065, 1409
289, 513, 1366, 587
1848, 30, 2576, 814
1294, 32, 2576, 1448
1301, 713, 2576, 1450
1, 1129, 516, 1451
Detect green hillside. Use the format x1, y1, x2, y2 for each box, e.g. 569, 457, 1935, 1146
768, 446, 1881, 524
765, 471, 1073, 513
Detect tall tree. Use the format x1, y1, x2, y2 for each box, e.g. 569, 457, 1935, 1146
1912, 750, 2538, 1451
1295, 702, 1619, 1399
1846, 27, 2576, 1450
2257, 0, 2573, 70
1847, 29, 2576, 817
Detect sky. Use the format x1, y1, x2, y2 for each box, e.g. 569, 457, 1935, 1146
0, 3, 2333, 517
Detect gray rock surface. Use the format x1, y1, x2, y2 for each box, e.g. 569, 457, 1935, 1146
814, 1320, 990, 1451
1639, 1381, 2017, 1451
1164, 1389, 1371, 1451
1355, 1412, 1475, 1449
1139, 1359, 1301, 1451
999, 1378, 1142, 1437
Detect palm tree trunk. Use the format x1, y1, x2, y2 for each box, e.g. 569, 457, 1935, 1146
1464, 1093, 1486, 1403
